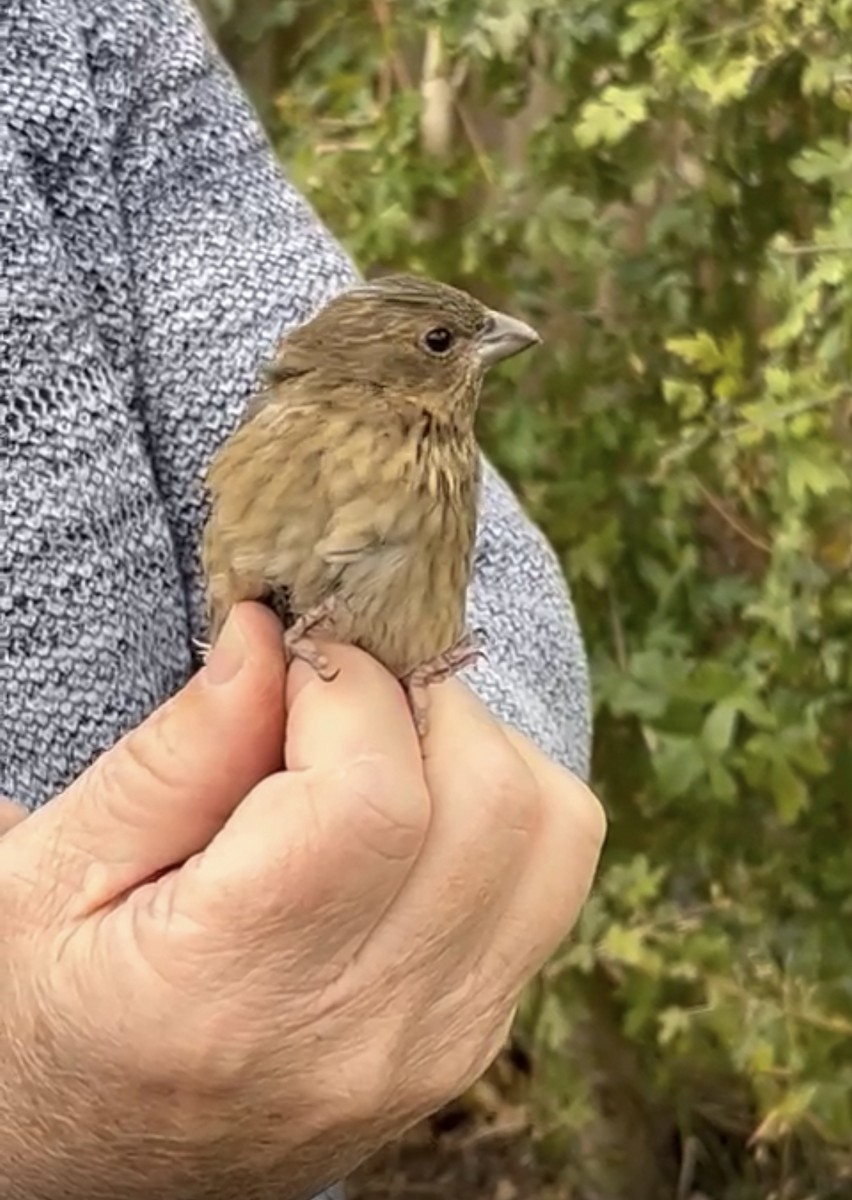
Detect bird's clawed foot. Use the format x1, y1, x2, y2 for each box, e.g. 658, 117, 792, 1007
192, 602, 339, 680
193, 637, 212, 665
284, 597, 340, 682
403, 630, 486, 737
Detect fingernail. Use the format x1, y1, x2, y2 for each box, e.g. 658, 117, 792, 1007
204, 611, 246, 686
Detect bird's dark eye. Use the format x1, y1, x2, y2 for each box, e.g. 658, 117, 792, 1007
422, 327, 455, 355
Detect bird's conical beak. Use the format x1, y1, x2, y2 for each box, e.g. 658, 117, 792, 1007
475, 309, 541, 368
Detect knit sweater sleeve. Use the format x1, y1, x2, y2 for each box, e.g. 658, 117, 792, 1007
79, 0, 592, 777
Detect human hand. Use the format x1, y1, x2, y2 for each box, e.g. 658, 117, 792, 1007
0, 603, 605, 1200
0, 797, 26, 833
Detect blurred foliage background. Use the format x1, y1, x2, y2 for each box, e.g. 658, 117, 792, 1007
199, 2, 852, 1197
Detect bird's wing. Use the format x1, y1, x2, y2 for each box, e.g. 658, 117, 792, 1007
203, 399, 331, 634
310, 406, 423, 571
205, 393, 422, 635
314, 493, 409, 565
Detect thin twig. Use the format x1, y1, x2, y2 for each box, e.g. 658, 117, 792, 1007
677, 1135, 701, 1200
691, 476, 773, 556
368, 0, 414, 91
722, 394, 838, 437
773, 241, 852, 256
608, 586, 628, 671
657, 394, 838, 475
314, 141, 374, 155
711, 976, 852, 1037
453, 94, 497, 185
683, 15, 769, 47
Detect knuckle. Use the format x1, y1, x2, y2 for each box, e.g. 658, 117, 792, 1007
330, 753, 431, 862
452, 1005, 514, 1100
477, 1010, 516, 1080
553, 772, 608, 858
101, 702, 188, 809
419, 1031, 498, 1115
103, 988, 255, 1096
578, 780, 608, 848
161, 1011, 257, 1095
479, 931, 526, 992
420, 1055, 469, 1113
485, 741, 541, 833
415, 992, 508, 1114
320, 1043, 397, 1123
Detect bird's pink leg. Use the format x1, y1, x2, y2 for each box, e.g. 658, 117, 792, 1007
283, 596, 340, 682
192, 597, 340, 680
402, 630, 485, 737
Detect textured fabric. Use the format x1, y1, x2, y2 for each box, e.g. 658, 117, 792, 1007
0, 0, 590, 1194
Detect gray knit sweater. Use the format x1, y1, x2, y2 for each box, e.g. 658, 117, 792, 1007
1, 0, 589, 1189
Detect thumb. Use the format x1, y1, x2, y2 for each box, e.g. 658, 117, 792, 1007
2, 604, 287, 920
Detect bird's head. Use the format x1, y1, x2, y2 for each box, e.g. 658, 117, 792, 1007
267, 274, 540, 422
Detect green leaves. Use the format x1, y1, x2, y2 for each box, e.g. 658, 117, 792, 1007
575, 85, 652, 148
210, 0, 852, 1190
786, 453, 847, 504
690, 55, 760, 106
791, 139, 852, 187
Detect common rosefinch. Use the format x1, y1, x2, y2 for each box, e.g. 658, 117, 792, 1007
201, 274, 540, 733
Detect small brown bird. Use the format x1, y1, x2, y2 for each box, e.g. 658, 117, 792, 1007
200, 274, 540, 733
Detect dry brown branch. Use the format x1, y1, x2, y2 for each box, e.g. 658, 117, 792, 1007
692, 476, 772, 557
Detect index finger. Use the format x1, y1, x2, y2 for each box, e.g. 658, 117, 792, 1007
285, 642, 423, 780
176, 644, 430, 962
